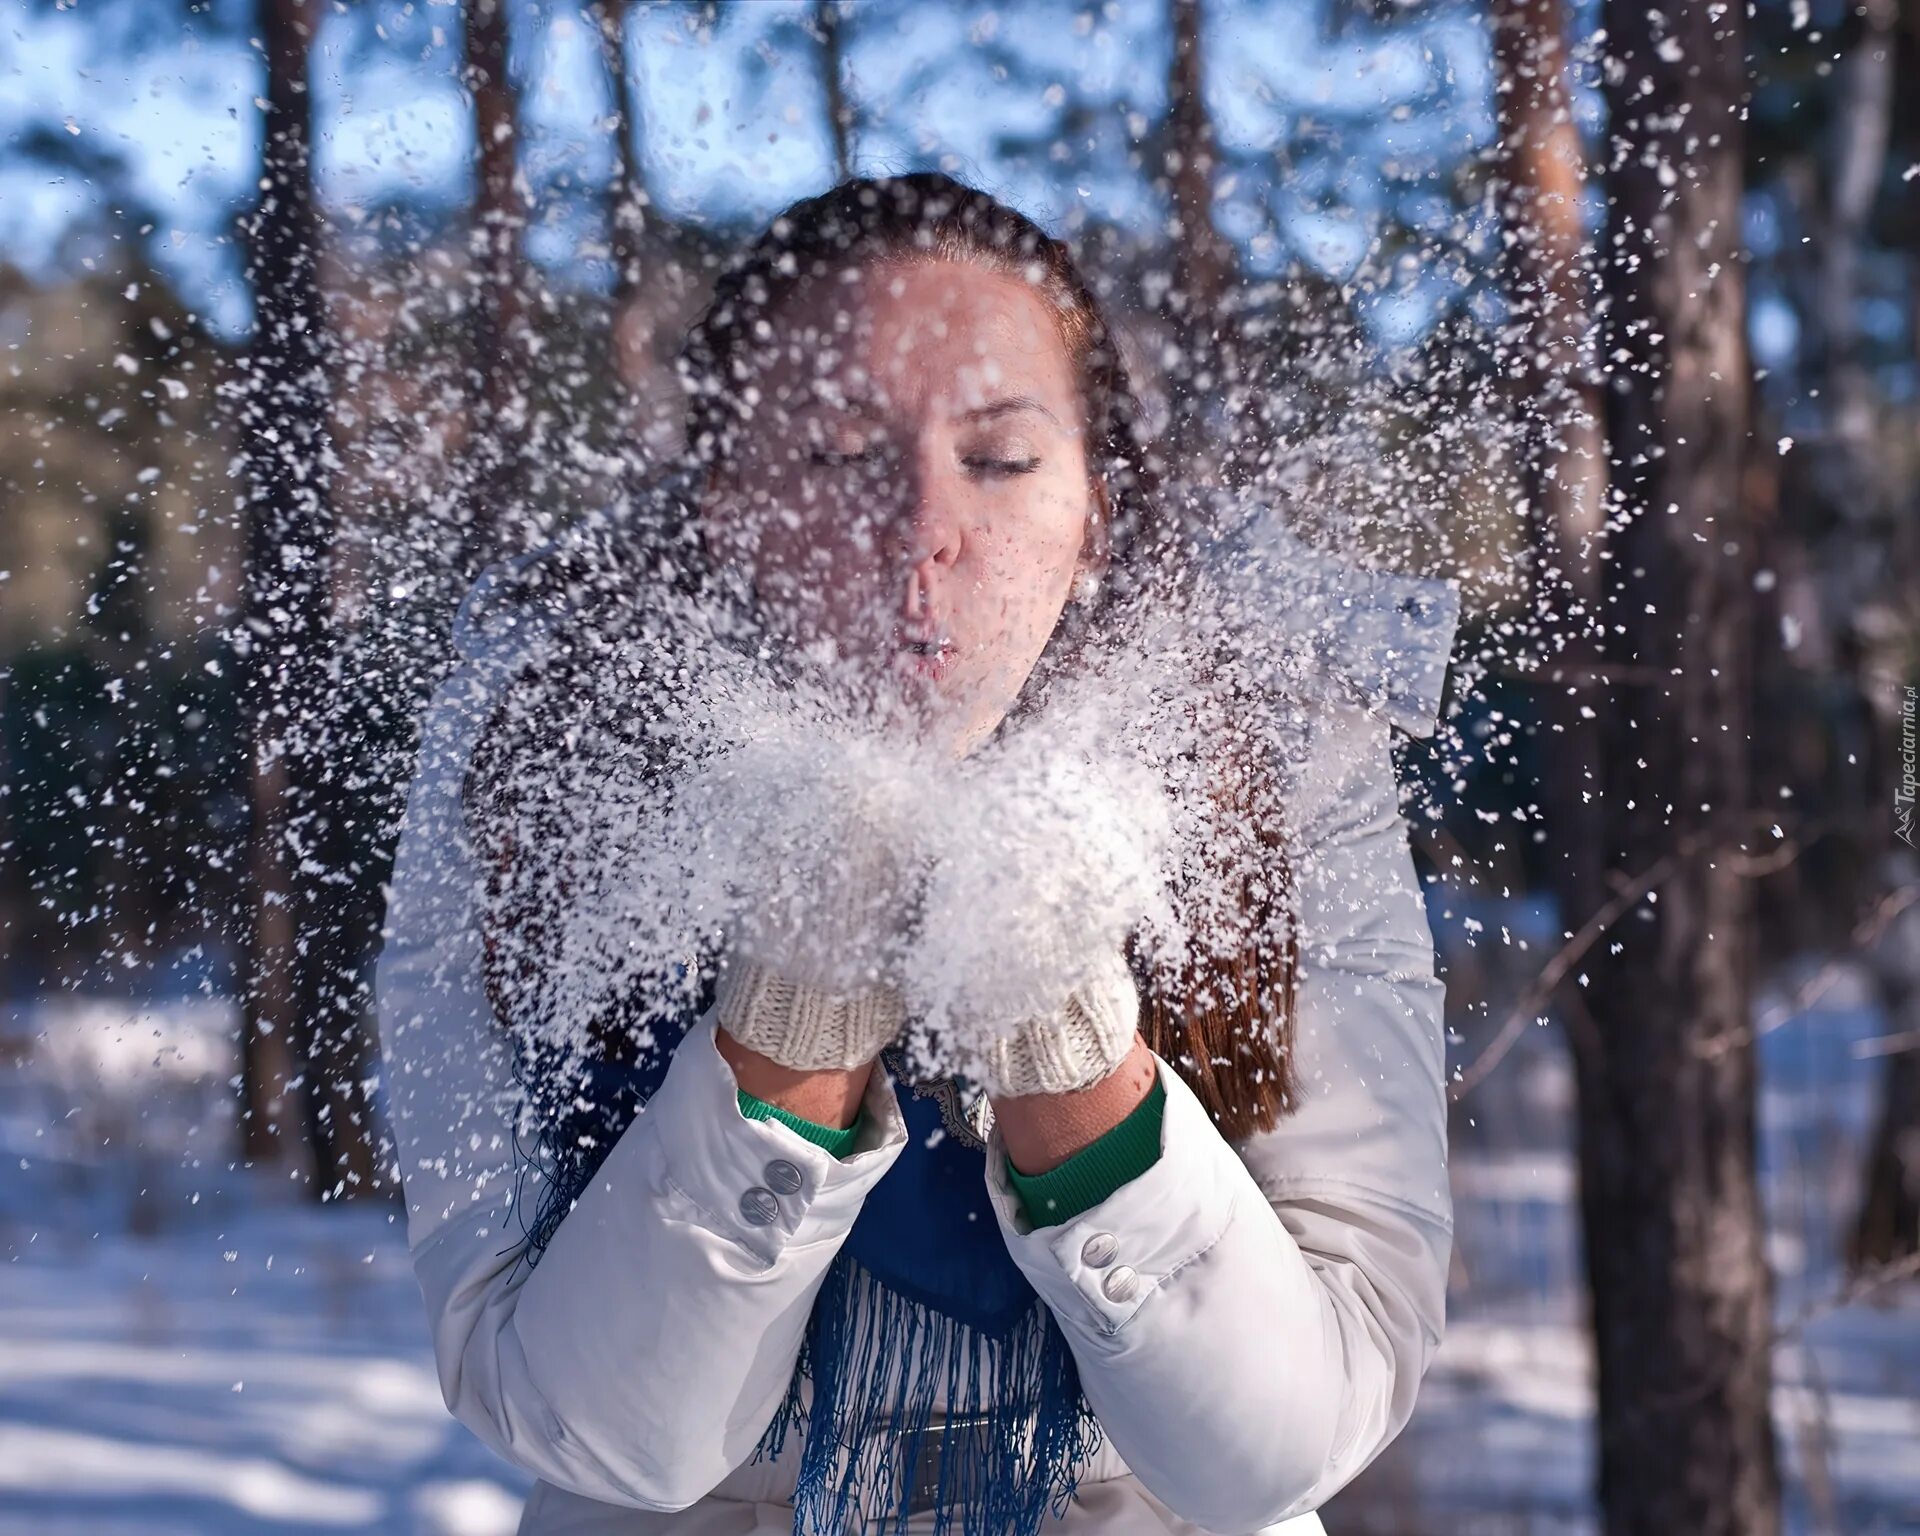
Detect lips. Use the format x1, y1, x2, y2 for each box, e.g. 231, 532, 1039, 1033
892, 627, 956, 682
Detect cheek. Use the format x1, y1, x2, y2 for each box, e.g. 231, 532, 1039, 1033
729, 466, 870, 598
981, 474, 1086, 572
961, 478, 1086, 631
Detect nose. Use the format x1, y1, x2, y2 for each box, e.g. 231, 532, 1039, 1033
893, 458, 962, 616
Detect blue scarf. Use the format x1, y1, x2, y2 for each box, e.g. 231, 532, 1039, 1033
501, 974, 1104, 1536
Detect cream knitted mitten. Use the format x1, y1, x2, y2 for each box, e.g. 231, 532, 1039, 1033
902, 728, 1172, 1098
710, 812, 910, 1073
712, 962, 906, 1073
970, 946, 1143, 1098
679, 725, 925, 1073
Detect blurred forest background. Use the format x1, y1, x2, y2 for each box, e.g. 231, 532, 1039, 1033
0, 1, 1916, 1532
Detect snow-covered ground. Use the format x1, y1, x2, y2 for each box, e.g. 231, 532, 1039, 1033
0, 994, 531, 1535
1, 925, 1915, 1535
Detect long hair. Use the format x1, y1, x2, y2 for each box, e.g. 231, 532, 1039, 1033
465, 173, 1299, 1140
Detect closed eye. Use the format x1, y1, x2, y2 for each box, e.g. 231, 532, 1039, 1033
962, 454, 1040, 477
808, 446, 883, 468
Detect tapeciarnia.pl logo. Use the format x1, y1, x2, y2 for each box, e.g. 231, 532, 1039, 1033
1898, 684, 1917, 850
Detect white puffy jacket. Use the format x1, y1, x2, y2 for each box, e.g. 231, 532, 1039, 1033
373, 531, 1460, 1536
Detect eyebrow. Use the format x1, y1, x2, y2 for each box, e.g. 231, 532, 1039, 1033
807, 390, 1062, 427
961, 394, 1061, 427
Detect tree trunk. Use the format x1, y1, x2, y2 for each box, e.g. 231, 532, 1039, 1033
1853, 1029, 1920, 1270
815, 0, 853, 182
1819, 0, 1920, 1272
1853, 886, 1920, 1269
1576, 5, 1782, 1532
1812, 0, 1897, 512
1162, 0, 1234, 485
460, 0, 529, 578
1490, 0, 1608, 932
237, 0, 375, 1197
592, 0, 647, 316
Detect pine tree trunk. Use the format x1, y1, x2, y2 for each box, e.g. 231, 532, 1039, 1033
1820, 0, 1919, 1274
1490, 0, 1608, 931
1162, 0, 1233, 485
1812, 0, 1898, 510
460, 0, 529, 577
815, 0, 853, 182
1852, 1037, 1920, 1269
237, 0, 375, 1197
1853, 890, 1920, 1270
593, 0, 647, 317
1576, 5, 1783, 1531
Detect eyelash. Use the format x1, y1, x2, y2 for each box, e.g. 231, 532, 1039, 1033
807, 448, 1040, 478
807, 447, 877, 468
964, 455, 1040, 477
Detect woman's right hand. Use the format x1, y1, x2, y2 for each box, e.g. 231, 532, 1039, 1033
673, 715, 936, 1073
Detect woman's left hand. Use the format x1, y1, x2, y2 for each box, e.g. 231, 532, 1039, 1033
897, 713, 1173, 1099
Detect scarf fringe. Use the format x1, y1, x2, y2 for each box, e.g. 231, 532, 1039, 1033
753, 1246, 1104, 1536
497, 1038, 653, 1278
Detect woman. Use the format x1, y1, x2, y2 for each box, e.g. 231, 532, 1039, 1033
375, 174, 1460, 1536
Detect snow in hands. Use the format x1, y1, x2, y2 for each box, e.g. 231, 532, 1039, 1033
466, 524, 1343, 1101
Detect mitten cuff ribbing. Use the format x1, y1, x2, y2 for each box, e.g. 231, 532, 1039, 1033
981, 949, 1141, 1098
713, 958, 905, 1072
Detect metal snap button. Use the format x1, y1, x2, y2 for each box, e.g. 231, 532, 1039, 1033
1080, 1232, 1119, 1269
763, 1158, 803, 1196
1100, 1264, 1140, 1303
739, 1186, 779, 1227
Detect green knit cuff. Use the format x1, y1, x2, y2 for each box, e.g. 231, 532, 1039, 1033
737, 1089, 863, 1160
1006, 1074, 1167, 1228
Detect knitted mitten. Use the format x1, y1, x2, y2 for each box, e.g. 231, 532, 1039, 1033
681, 724, 928, 1072
970, 947, 1142, 1098
713, 958, 907, 1073
902, 725, 1172, 1098
711, 815, 911, 1072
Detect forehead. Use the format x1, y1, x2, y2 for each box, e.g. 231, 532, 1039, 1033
754, 258, 1080, 418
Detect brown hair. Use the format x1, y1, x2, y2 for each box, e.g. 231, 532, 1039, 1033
468, 173, 1299, 1140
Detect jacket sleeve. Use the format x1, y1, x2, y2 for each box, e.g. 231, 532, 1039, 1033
373, 600, 909, 1511
982, 593, 1455, 1532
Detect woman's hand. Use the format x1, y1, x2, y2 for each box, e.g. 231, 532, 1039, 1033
899, 711, 1174, 1099
673, 713, 938, 1073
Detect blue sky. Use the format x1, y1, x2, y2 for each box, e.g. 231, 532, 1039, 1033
0, 0, 1499, 340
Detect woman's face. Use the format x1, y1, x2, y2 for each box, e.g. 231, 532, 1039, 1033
698, 258, 1099, 757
